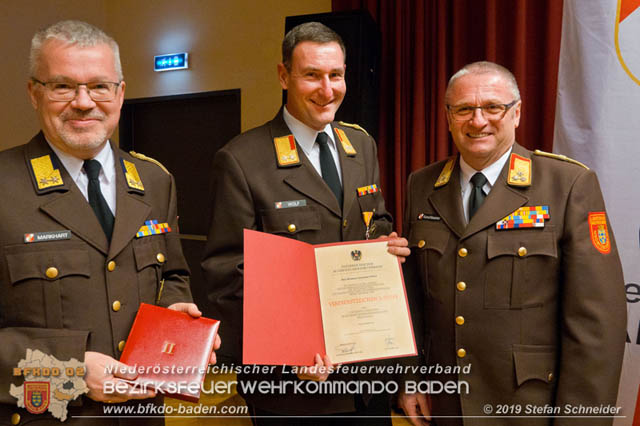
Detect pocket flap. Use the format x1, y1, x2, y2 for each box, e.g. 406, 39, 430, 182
408, 221, 450, 255
260, 206, 321, 235
513, 344, 556, 386
6, 249, 90, 284
488, 229, 557, 259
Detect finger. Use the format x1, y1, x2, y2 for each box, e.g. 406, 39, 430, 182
417, 394, 432, 421
112, 362, 138, 381
209, 350, 217, 365
213, 334, 222, 350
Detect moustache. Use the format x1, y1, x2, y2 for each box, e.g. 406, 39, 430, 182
60, 111, 106, 121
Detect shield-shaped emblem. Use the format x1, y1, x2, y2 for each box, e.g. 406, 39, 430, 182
351, 250, 362, 261
24, 381, 50, 414
615, 0, 640, 85
588, 212, 611, 254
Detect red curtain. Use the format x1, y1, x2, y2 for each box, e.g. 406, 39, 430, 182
332, 0, 563, 231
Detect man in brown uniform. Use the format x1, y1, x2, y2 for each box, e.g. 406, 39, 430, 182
398, 61, 626, 426
0, 20, 218, 425
202, 22, 408, 424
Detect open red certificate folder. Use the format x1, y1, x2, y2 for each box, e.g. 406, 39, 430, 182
120, 303, 220, 403
243, 229, 416, 366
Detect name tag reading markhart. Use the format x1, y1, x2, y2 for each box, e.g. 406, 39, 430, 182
24, 230, 72, 243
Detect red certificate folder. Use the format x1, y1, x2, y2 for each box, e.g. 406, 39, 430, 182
120, 303, 220, 403
243, 229, 416, 366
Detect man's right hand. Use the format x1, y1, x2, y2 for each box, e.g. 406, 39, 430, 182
84, 351, 156, 403
398, 391, 432, 426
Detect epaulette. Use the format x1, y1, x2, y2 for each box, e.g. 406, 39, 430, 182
533, 150, 589, 169
129, 151, 170, 175
338, 121, 370, 137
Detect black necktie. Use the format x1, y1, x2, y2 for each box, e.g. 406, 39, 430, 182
83, 160, 114, 239
469, 172, 488, 219
316, 132, 343, 206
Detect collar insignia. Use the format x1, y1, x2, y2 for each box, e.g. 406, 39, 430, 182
435, 158, 455, 188
334, 128, 357, 156
29, 155, 64, 193
507, 153, 532, 187
274, 135, 301, 167
120, 158, 145, 194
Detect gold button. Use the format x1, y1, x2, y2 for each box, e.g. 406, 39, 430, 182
456, 281, 467, 291
547, 372, 554, 381
458, 248, 468, 257
343, 219, 348, 228
156, 253, 165, 263
417, 240, 426, 248
457, 348, 466, 358
11, 413, 20, 425
455, 316, 465, 325
45, 267, 59, 279
518, 247, 527, 257
287, 224, 296, 233
107, 261, 116, 272
112, 301, 121, 312
118, 340, 126, 351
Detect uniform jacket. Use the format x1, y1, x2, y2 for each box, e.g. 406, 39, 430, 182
201, 110, 393, 414
403, 143, 626, 426
0, 133, 192, 425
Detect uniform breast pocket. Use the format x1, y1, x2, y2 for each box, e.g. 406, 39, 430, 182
3, 242, 91, 328
408, 220, 450, 298
485, 227, 559, 309
132, 236, 168, 303
260, 206, 321, 239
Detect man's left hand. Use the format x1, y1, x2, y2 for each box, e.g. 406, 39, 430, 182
379, 232, 410, 263
167, 302, 222, 365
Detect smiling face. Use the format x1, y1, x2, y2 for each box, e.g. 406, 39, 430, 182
28, 39, 125, 160
446, 72, 521, 170
277, 41, 346, 131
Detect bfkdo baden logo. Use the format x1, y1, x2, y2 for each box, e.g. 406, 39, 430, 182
24, 382, 50, 414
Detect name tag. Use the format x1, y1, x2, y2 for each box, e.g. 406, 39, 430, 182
275, 200, 307, 209
24, 230, 72, 243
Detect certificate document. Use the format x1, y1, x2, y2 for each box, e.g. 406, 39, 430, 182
243, 229, 416, 366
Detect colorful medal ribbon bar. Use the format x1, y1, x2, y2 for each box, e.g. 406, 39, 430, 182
496, 206, 550, 230
136, 220, 172, 238
357, 184, 379, 197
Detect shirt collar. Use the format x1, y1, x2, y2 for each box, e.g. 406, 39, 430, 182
282, 106, 336, 155
459, 146, 512, 190
46, 139, 115, 185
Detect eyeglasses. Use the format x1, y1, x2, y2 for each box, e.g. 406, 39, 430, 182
446, 100, 519, 122
31, 79, 121, 102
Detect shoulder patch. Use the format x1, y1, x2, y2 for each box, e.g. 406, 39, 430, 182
338, 121, 370, 137
435, 157, 456, 188
129, 151, 170, 175
533, 150, 589, 169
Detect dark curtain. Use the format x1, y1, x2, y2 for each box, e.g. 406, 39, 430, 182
332, 0, 563, 231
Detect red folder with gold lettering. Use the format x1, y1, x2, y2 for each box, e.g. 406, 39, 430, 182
120, 303, 220, 403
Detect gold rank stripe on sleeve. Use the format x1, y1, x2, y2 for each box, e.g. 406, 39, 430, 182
273, 135, 301, 167
434, 157, 455, 187
507, 153, 532, 187
338, 121, 370, 137
30, 155, 64, 191
533, 149, 589, 169
120, 158, 145, 194
334, 128, 357, 156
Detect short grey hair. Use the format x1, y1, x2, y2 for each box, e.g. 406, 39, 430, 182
30, 20, 123, 81
282, 22, 346, 71
445, 61, 520, 103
